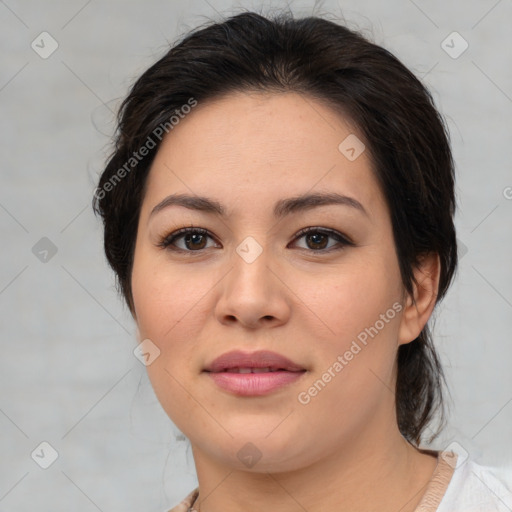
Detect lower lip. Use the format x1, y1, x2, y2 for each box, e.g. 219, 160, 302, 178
204, 370, 306, 396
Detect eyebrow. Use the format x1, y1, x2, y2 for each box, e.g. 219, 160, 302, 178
149, 191, 369, 220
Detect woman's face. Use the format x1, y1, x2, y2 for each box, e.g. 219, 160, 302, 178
131, 91, 412, 472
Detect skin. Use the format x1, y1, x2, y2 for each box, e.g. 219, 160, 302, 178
131, 91, 441, 512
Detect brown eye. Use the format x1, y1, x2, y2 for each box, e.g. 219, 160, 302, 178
304, 232, 329, 250
183, 232, 208, 250
158, 227, 218, 252
158, 226, 353, 254
292, 227, 354, 252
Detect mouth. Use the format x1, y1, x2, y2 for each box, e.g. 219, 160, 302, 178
202, 350, 307, 396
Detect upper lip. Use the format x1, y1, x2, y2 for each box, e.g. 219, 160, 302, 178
203, 350, 306, 373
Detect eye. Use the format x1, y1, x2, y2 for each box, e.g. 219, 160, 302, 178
157, 226, 354, 254
157, 227, 219, 252
290, 227, 354, 252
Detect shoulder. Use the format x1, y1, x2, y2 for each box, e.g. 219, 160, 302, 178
437, 456, 512, 511
164, 487, 199, 512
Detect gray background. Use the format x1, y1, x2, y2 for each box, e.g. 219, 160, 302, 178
1, 0, 511, 510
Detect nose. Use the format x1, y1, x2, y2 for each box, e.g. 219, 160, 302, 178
214, 247, 291, 329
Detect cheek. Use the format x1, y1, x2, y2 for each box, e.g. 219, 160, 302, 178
293, 286, 402, 444
131, 255, 212, 431
300, 257, 402, 346
293, 253, 403, 402
131, 252, 219, 404
131, 249, 211, 343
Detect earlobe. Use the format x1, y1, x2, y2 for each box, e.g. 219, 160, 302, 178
397, 253, 441, 346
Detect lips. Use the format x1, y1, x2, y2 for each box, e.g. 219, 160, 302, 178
203, 350, 307, 396
203, 350, 305, 373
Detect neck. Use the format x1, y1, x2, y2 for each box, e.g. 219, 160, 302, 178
189, 411, 438, 512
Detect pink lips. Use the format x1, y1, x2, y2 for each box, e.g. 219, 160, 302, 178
203, 350, 307, 396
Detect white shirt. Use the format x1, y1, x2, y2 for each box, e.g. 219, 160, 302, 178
435, 455, 512, 511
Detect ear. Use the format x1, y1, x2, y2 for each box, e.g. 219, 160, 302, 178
398, 252, 441, 346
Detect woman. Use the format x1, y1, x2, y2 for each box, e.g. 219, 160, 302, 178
93, 10, 511, 512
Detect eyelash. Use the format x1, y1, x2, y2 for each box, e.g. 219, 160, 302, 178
157, 226, 354, 255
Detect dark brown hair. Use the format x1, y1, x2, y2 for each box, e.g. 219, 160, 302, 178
93, 11, 458, 445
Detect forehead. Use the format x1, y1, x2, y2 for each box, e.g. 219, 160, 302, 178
141, 91, 387, 222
